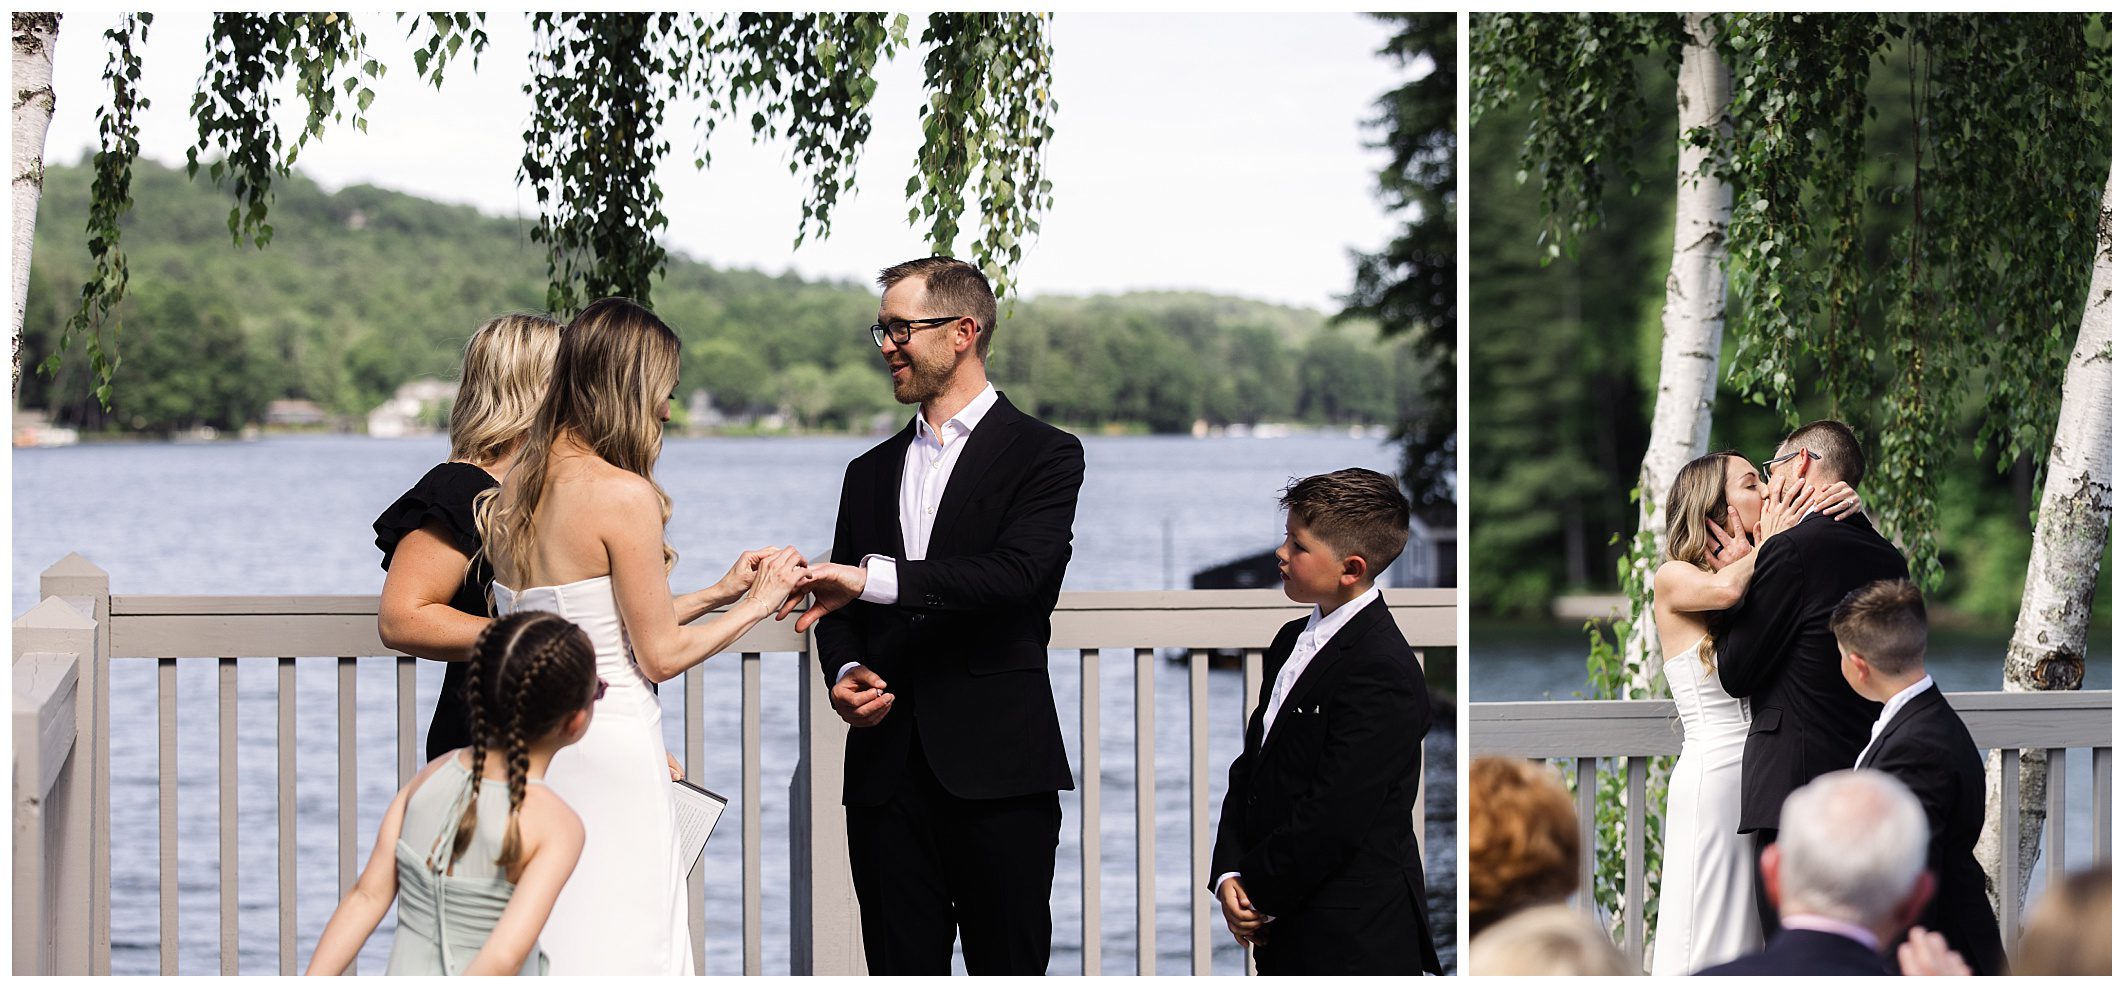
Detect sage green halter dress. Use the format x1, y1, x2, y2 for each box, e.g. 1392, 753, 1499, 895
385, 755, 550, 975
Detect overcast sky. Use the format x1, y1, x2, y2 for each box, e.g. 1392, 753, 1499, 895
41, 12, 1419, 312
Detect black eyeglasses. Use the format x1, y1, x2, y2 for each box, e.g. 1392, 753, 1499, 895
870, 316, 963, 348
1761, 448, 1819, 477
593, 678, 609, 701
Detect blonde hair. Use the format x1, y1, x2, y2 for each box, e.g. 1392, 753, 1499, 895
1468, 904, 1634, 976
477, 298, 681, 587
2018, 864, 2110, 975
1664, 450, 1741, 674
449, 313, 562, 466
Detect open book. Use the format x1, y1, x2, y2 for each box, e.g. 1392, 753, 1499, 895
671, 778, 729, 870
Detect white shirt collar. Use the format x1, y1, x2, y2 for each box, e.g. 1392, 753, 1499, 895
915, 382, 999, 444
1301, 586, 1381, 649
1856, 674, 1934, 767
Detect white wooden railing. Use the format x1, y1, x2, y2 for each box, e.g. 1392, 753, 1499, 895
1470, 692, 2113, 965
13, 554, 1452, 975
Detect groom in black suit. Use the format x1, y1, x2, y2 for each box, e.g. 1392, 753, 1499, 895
793, 256, 1083, 974
1716, 419, 1907, 937
1835, 580, 2005, 974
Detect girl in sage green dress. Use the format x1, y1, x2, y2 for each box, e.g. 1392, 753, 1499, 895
306, 611, 600, 976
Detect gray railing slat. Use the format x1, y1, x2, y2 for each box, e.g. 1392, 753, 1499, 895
1080, 649, 1101, 976
2000, 749, 2020, 950
396, 657, 416, 788
1188, 649, 1210, 974
1135, 647, 1155, 976
2046, 748, 2067, 889
158, 657, 178, 975
218, 657, 238, 975
742, 653, 763, 977
1625, 756, 1646, 971
336, 657, 356, 975
278, 658, 296, 974
1574, 757, 1596, 919
2095, 747, 2112, 862
685, 664, 705, 974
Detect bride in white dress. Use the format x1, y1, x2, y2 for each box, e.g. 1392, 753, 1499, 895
476, 298, 807, 974
1647, 450, 1852, 974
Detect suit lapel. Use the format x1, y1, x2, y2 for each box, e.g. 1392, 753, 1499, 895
926, 393, 1024, 556
1860, 684, 1943, 768
1261, 597, 1389, 755
875, 419, 915, 559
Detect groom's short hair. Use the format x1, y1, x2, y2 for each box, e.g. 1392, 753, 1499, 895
878, 256, 998, 357
1780, 419, 1867, 485
1831, 579, 1928, 676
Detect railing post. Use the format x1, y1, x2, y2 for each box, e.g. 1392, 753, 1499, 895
14, 594, 98, 975
13, 649, 80, 975
40, 555, 111, 975
790, 635, 864, 974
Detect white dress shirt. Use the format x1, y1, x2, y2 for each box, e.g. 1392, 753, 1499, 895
833, 383, 1000, 684
1854, 673, 1933, 768
1213, 587, 1381, 908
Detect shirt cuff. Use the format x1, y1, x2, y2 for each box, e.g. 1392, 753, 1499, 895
1214, 872, 1241, 897
834, 662, 863, 684
859, 554, 899, 605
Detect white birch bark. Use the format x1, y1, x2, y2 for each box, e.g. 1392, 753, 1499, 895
1626, 12, 1731, 686
1978, 174, 2112, 914
12, 12, 59, 400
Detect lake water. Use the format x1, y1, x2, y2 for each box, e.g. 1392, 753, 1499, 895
1472, 619, 2112, 905
13, 432, 1456, 975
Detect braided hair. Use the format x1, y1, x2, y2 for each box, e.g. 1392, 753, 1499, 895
446, 610, 596, 875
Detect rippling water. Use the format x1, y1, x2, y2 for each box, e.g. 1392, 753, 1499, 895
14, 432, 1457, 975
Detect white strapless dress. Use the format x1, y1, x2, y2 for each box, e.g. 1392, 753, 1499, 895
492, 576, 694, 975
1648, 639, 1761, 975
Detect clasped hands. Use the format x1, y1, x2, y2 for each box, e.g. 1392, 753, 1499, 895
1217, 876, 1269, 947
714, 549, 888, 728
711, 548, 869, 632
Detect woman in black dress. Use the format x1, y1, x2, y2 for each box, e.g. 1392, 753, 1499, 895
373, 313, 561, 759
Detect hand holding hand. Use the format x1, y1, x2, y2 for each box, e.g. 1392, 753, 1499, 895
1217, 877, 1267, 946
710, 546, 782, 603
787, 562, 867, 633
1706, 506, 1755, 571
743, 547, 808, 616
1896, 925, 1971, 976
829, 664, 894, 728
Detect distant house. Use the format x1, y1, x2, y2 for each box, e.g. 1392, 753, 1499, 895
264, 399, 327, 427
367, 379, 455, 438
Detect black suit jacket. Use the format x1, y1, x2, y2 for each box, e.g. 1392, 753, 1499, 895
1207, 597, 1441, 975
1858, 685, 2005, 975
1717, 512, 1907, 832
814, 393, 1082, 807
1697, 929, 1895, 976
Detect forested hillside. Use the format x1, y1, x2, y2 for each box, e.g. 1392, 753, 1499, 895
21, 160, 1403, 434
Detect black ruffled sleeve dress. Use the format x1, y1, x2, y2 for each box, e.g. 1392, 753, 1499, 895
372, 461, 498, 761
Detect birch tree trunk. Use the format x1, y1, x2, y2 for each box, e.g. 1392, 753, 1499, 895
1626, 12, 1731, 683
12, 11, 59, 401
1978, 173, 2112, 915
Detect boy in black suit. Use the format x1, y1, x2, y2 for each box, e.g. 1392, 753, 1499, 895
1208, 468, 1441, 974
1834, 579, 2005, 974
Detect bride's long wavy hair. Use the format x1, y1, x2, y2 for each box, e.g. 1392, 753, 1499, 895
476, 298, 681, 589
1664, 450, 1742, 674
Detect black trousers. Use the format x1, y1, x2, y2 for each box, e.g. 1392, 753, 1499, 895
845, 732, 1062, 975
1752, 828, 1782, 940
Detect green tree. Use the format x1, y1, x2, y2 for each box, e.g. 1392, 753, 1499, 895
1342, 13, 1457, 514
30, 11, 1058, 406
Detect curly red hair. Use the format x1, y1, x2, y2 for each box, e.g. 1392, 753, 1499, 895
1469, 756, 1581, 935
